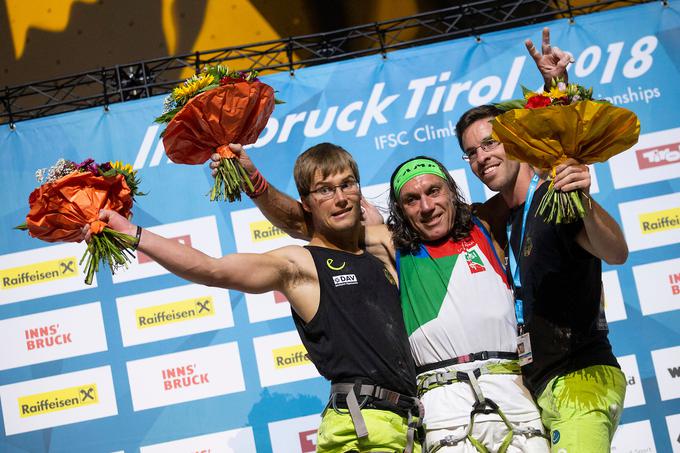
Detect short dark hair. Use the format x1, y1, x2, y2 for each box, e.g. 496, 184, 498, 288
455, 105, 503, 151
293, 143, 359, 197
387, 156, 472, 254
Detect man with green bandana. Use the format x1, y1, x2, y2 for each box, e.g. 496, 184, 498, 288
210, 28, 572, 452
219, 146, 550, 452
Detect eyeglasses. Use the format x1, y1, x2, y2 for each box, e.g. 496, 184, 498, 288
308, 180, 360, 200
462, 139, 501, 162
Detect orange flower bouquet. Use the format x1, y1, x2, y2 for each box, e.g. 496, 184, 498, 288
492, 80, 640, 223
16, 158, 145, 284
155, 65, 279, 202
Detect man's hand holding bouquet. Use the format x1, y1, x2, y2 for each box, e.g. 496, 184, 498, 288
491, 79, 640, 223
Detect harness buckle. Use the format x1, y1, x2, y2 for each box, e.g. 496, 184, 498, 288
476, 351, 489, 361
458, 354, 472, 364
471, 397, 500, 415
382, 388, 400, 405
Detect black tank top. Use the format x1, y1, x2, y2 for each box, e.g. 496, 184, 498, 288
293, 246, 416, 397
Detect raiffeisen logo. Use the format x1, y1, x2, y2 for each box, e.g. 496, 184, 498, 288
250, 220, 287, 242
272, 345, 311, 369
639, 208, 680, 234
1, 257, 78, 290
18, 384, 98, 418
135, 296, 214, 329
636, 142, 680, 169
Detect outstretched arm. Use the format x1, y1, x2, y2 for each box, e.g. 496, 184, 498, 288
553, 161, 628, 265
83, 209, 300, 293
525, 27, 573, 87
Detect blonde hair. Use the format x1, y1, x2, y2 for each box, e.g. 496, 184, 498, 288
293, 143, 360, 196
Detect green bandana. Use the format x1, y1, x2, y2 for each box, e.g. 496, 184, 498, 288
392, 158, 448, 197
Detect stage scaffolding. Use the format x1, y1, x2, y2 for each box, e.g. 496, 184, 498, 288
0, 0, 657, 127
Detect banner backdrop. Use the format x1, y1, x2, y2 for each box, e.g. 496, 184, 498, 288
1, 2, 679, 452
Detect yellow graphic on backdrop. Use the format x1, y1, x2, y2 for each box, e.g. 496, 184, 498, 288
272, 344, 311, 369
639, 207, 680, 234
6, 0, 97, 58
19, 384, 98, 417
1, 257, 79, 290
135, 296, 214, 329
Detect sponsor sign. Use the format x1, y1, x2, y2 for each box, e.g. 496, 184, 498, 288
139, 427, 256, 453
269, 414, 322, 453
253, 330, 319, 387
0, 302, 108, 371
651, 345, 680, 401
603, 270, 627, 322
111, 216, 222, 283
610, 127, 680, 189
116, 284, 233, 346
666, 413, 680, 453
617, 354, 645, 408
126, 342, 245, 411
0, 366, 117, 435
619, 193, 680, 252
634, 257, 680, 316
610, 420, 656, 453
0, 242, 95, 305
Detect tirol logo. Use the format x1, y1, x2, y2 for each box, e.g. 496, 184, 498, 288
333, 274, 358, 287
250, 220, 287, 242
25, 323, 72, 350
299, 429, 318, 453
636, 141, 680, 169
639, 207, 680, 234
137, 235, 192, 264
18, 384, 98, 417
272, 344, 311, 369
1, 257, 78, 290
464, 249, 486, 274
135, 296, 214, 329
162, 364, 210, 390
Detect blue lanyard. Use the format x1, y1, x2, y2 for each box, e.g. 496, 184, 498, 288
506, 174, 539, 327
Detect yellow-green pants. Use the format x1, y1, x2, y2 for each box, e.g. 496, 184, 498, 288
317, 407, 421, 453
536, 365, 626, 453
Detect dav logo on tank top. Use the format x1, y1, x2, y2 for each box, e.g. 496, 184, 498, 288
332, 274, 358, 287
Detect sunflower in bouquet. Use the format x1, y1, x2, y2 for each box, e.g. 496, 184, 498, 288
491, 79, 640, 223
155, 65, 281, 202
17, 158, 145, 284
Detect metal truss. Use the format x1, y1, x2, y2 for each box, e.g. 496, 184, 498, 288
0, 0, 657, 126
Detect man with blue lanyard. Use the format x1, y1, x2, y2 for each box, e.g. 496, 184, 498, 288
455, 103, 628, 452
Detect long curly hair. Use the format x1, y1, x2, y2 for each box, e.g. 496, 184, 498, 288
387, 156, 472, 254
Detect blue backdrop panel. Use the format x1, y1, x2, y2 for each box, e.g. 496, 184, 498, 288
1, 2, 679, 452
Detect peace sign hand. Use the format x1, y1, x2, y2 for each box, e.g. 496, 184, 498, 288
525, 27, 574, 88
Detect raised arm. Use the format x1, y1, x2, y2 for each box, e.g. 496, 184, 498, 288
525, 27, 573, 87
212, 144, 312, 240
553, 161, 628, 265
86, 209, 304, 294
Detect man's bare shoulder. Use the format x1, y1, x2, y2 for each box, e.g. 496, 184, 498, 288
364, 223, 391, 244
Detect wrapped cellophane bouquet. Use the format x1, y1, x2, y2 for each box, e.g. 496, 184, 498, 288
492, 79, 640, 223
17, 158, 144, 284
155, 64, 281, 202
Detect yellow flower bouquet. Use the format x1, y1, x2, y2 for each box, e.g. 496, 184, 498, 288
491, 80, 640, 223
